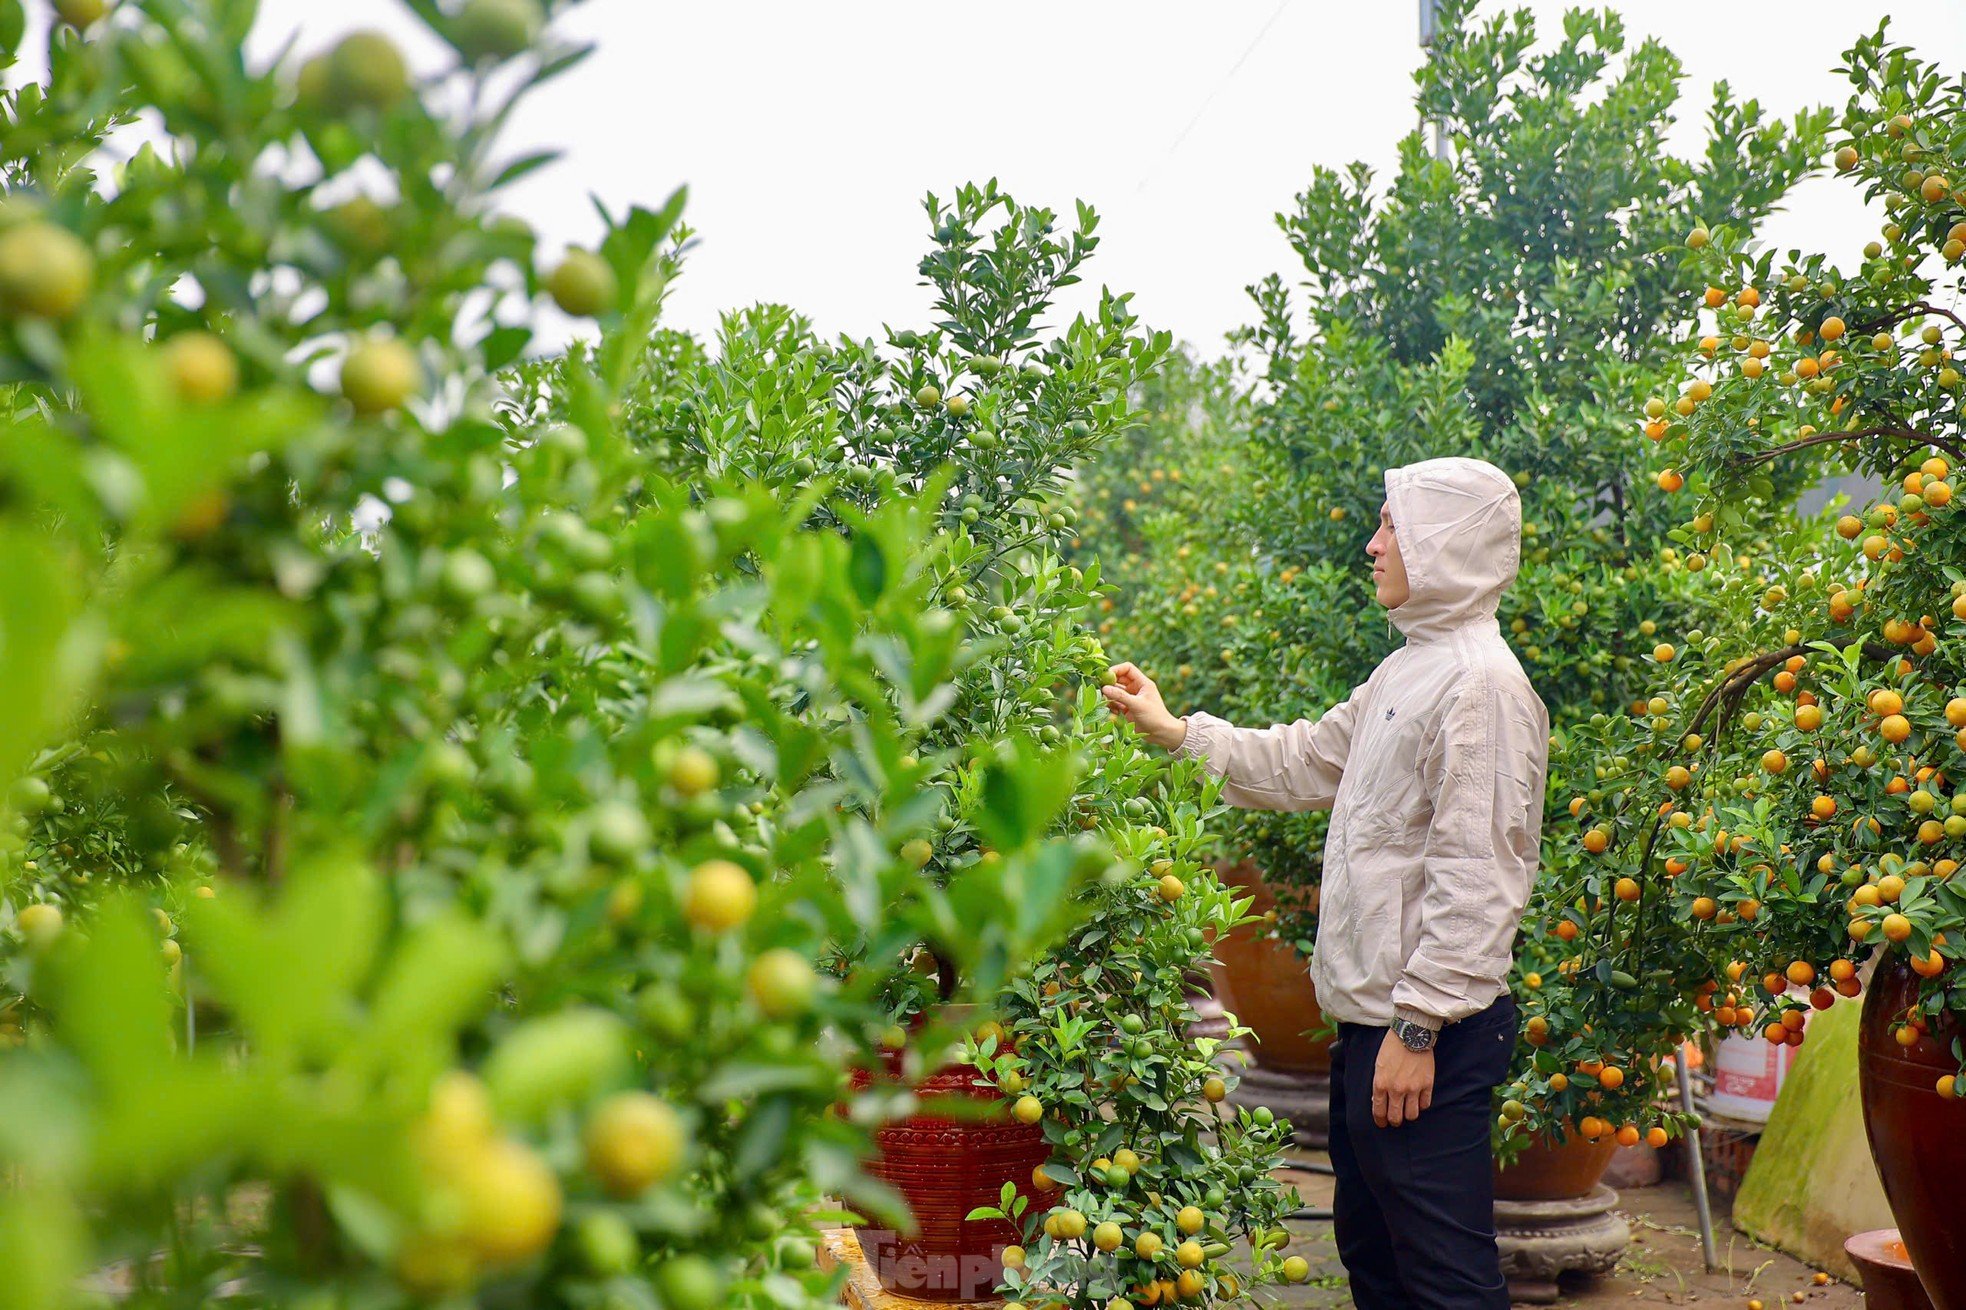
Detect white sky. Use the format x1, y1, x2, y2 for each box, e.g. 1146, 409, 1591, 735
43, 2, 1966, 352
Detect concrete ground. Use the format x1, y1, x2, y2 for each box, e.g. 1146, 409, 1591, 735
1263, 1154, 1863, 1309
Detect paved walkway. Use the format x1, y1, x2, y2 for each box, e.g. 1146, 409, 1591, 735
1264, 1155, 1862, 1308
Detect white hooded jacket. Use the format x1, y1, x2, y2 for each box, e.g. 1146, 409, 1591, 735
1176, 457, 1549, 1030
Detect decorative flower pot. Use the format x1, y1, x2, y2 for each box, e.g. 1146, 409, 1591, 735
1492, 1134, 1629, 1301
1493, 1132, 1619, 1202
848, 1020, 1055, 1303
1208, 861, 1331, 1074
1858, 958, 1966, 1310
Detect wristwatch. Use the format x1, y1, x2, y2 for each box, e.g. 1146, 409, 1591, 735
1391, 1017, 1438, 1053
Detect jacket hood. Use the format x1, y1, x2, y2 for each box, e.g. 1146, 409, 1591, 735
1382, 457, 1522, 643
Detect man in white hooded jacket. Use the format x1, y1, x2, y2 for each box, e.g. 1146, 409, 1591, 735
1101, 456, 1549, 1309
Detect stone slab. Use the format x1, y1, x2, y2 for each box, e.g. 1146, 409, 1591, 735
820, 1228, 1001, 1309
1733, 998, 1894, 1283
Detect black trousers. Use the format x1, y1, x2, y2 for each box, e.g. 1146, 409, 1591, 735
1328, 996, 1516, 1309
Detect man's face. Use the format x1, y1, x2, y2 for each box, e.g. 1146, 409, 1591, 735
1367, 501, 1410, 609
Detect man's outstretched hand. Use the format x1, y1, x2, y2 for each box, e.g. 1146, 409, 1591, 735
1100, 662, 1187, 752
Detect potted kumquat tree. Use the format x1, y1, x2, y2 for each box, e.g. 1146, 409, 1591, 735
1582, 23, 1966, 1306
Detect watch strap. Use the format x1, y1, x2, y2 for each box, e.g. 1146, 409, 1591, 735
1393, 1018, 1437, 1051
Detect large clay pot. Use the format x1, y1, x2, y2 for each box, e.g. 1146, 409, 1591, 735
1493, 1132, 1619, 1203
1858, 958, 1966, 1310
849, 1036, 1055, 1302
1208, 861, 1332, 1074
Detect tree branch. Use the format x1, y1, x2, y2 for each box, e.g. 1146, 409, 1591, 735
927, 943, 960, 1004
1849, 301, 1966, 340
1729, 424, 1966, 469
1684, 637, 1898, 746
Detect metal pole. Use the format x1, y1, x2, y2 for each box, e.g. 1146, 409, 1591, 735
1676, 1052, 1718, 1272
1417, 0, 1449, 161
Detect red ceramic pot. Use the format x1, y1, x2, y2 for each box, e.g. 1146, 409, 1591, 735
1493, 1133, 1619, 1202
1845, 1230, 1936, 1310
1858, 957, 1966, 1310
1208, 862, 1332, 1075
849, 1045, 1055, 1302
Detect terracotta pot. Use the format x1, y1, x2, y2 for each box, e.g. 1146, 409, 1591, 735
1859, 958, 1966, 1310
848, 1034, 1055, 1302
1209, 861, 1332, 1075
1493, 1133, 1619, 1203
1845, 1230, 1936, 1310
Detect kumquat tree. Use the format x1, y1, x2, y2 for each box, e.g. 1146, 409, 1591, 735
1532, 29, 1966, 1297
1592, 23, 1966, 1084
0, 3, 1111, 1305
0, 2, 1302, 1305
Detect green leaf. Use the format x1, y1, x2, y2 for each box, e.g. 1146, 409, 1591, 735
0, 0, 23, 63
0, 1060, 85, 1177
481, 324, 533, 371
489, 149, 560, 192
697, 1062, 827, 1101
979, 761, 1026, 847
364, 914, 506, 1061
531, 41, 597, 89
730, 1095, 792, 1181
325, 1184, 408, 1264
0, 1185, 83, 1310
0, 526, 92, 784
188, 853, 386, 1063
482, 1009, 632, 1122
48, 896, 174, 1086
848, 533, 888, 605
